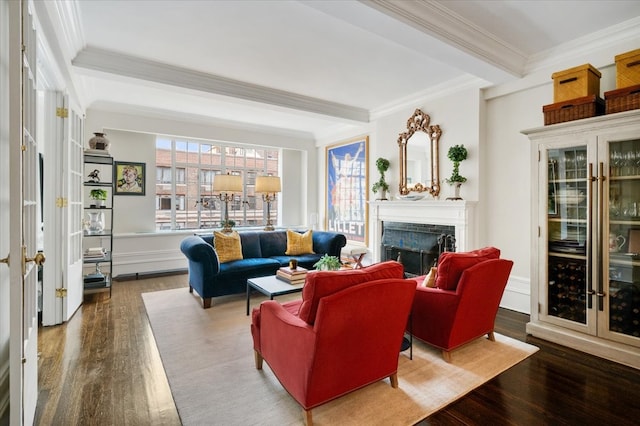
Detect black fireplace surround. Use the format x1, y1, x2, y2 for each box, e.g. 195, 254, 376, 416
381, 221, 455, 277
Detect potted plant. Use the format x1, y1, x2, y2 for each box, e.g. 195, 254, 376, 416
371, 157, 390, 200
445, 145, 467, 200
89, 189, 108, 207
313, 254, 342, 271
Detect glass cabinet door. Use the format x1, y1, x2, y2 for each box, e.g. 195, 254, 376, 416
546, 146, 589, 325
607, 139, 640, 341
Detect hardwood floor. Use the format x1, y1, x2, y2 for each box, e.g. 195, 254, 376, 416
35, 274, 640, 425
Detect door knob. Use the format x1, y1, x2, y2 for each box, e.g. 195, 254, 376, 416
22, 247, 45, 275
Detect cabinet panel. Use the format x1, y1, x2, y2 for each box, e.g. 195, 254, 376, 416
525, 110, 640, 368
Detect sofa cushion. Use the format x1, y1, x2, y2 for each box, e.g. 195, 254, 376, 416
218, 257, 280, 277
239, 232, 263, 259
435, 247, 500, 290
259, 231, 288, 258
214, 231, 243, 263
298, 261, 404, 325
285, 229, 315, 255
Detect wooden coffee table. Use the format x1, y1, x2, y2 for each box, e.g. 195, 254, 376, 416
246, 275, 304, 315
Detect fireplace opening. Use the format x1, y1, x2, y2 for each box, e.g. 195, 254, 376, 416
381, 222, 455, 277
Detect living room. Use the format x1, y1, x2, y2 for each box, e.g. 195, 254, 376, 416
2, 1, 640, 424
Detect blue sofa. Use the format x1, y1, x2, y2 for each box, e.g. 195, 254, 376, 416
180, 230, 347, 308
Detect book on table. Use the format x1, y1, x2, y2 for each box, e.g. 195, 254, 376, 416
276, 266, 308, 284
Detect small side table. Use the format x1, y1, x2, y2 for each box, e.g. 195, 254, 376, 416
341, 244, 368, 269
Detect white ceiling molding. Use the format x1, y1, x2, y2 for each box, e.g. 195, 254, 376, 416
360, 0, 528, 78
46, 0, 85, 55
88, 101, 317, 141
72, 46, 370, 123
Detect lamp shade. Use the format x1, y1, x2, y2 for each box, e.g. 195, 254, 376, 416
213, 173, 242, 192
255, 176, 281, 194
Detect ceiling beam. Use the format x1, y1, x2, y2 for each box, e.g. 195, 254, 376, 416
72, 46, 370, 123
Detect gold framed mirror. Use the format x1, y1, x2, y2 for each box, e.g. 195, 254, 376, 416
398, 109, 441, 197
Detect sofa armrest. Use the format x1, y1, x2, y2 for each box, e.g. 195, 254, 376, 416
312, 231, 347, 257
180, 235, 220, 275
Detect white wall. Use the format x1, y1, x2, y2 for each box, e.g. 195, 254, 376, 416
107, 129, 157, 233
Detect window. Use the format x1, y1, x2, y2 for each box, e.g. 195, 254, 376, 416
155, 137, 279, 230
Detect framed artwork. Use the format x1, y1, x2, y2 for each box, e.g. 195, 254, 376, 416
114, 161, 145, 195
325, 136, 368, 244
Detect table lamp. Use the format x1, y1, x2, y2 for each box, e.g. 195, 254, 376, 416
213, 173, 243, 233
255, 175, 281, 231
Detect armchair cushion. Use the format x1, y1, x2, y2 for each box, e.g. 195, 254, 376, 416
213, 231, 243, 263
297, 261, 404, 324
435, 247, 500, 290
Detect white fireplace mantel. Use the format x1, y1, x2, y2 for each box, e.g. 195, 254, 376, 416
369, 200, 477, 262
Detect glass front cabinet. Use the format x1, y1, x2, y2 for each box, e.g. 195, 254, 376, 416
524, 109, 640, 369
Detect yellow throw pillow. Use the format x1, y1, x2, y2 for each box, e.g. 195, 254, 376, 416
422, 267, 437, 288
285, 229, 315, 255
214, 231, 243, 263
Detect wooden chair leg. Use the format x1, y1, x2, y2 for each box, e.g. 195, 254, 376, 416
487, 331, 495, 341
254, 350, 263, 370
389, 373, 398, 388
202, 297, 212, 309
303, 409, 313, 426
442, 350, 452, 363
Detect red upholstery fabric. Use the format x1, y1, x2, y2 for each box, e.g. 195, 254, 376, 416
297, 261, 404, 324
435, 247, 500, 290
251, 261, 404, 360
410, 258, 513, 353
255, 278, 416, 411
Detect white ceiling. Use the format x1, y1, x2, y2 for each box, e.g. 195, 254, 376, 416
39, 0, 640, 139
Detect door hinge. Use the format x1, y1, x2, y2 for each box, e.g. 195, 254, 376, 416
56, 197, 68, 207
55, 288, 67, 298
56, 107, 68, 118
538, 303, 541, 313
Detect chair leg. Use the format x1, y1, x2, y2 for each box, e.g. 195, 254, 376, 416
487, 331, 495, 341
303, 409, 313, 426
389, 373, 398, 388
442, 350, 452, 363
254, 350, 263, 370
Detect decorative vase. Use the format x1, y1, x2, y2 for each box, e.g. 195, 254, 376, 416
88, 132, 110, 152
87, 211, 105, 233
446, 183, 463, 200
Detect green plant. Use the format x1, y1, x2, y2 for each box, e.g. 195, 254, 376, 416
89, 189, 108, 200
371, 157, 390, 194
313, 254, 342, 271
220, 219, 236, 227
445, 144, 468, 184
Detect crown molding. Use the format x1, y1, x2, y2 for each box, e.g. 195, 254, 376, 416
72, 46, 369, 123
48, 0, 85, 54
360, 0, 527, 78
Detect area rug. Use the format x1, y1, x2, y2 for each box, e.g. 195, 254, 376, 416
142, 288, 538, 425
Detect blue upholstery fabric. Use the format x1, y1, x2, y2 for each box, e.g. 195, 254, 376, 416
180, 230, 347, 308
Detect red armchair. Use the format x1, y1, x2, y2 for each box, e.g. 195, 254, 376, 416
409, 256, 513, 362
251, 261, 414, 425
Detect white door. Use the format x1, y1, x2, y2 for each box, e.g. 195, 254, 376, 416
62, 96, 84, 321
42, 93, 83, 326
9, 1, 43, 424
